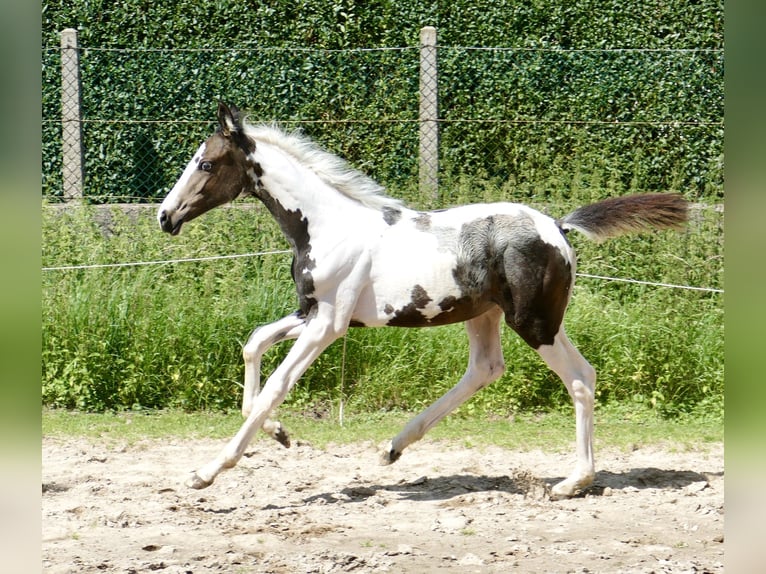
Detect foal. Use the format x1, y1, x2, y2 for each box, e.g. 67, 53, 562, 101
158, 102, 688, 498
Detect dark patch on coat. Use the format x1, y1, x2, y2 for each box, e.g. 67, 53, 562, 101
386, 295, 494, 328
386, 284, 432, 326
239, 158, 265, 197
432, 295, 495, 326
254, 186, 317, 316
413, 213, 431, 231
502, 239, 571, 348
411, 284, 431, 307
384, 284, 496, 327
349, 319, 366, 328
234, 131, 256, 156
438, 295, 458, 311
450, 213, 573, 348
382, 206, 402, 226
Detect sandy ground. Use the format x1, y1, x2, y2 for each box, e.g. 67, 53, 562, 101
42, 435, 723, 573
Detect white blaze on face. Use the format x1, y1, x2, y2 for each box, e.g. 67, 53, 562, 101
157, 142, 207, 225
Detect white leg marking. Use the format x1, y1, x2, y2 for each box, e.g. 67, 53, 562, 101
381, 307, 506, 465
187, 303, 343, 489
536, 328, 597, 499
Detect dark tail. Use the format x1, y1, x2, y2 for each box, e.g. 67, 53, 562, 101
558, 193, 688, 242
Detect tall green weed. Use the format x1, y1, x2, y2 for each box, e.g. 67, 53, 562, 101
42, 188, 722, 418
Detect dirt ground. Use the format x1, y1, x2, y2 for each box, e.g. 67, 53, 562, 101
42, 435, 723, 573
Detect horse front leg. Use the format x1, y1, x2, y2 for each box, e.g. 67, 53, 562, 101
242, 312, 305, 447
187, 306, 342, 489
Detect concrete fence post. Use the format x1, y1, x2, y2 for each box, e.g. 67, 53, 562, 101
419, 26, 439, 201
61, 28, 84, 201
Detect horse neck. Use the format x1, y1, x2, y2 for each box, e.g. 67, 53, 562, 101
252, 141, 375, 242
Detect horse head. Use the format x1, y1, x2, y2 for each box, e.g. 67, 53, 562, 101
158, 102, 257, 235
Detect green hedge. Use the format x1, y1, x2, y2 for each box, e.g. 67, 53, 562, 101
42, 0, 723, 203
41, 2, 724, 417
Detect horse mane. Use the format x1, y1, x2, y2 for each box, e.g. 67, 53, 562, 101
242, 121, 404, 212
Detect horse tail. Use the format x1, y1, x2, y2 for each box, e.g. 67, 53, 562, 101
557, 193, 688, 243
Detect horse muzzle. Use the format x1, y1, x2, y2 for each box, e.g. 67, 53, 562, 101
158, 209, 184, 235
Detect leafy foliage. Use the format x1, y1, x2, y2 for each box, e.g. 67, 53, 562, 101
42, 194, 723, 418
42, 1, 722, 202
41, 1, 723, 418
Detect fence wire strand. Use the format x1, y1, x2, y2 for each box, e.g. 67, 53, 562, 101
41, 249, 292, 272
41, 249, 723, 294
43, 33, 723, 203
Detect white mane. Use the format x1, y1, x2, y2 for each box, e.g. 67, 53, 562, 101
242, 122, 404, 212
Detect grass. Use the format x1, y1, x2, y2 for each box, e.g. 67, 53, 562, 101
42, 403, 722, 453
41, 193, 723, 418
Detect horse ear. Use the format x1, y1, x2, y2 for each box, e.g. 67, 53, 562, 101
217, 101, 240, 137
217, 101, 255, 154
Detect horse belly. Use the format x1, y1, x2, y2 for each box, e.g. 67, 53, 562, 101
351, 239, 487, 328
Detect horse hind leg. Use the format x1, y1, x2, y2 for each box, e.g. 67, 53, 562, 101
536, 328, 597, 499
242, 312, 305, 447
380, 307, 506, 465
499, 233, 595, 498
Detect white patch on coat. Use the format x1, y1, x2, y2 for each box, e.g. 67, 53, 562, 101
525, 205, 576, 265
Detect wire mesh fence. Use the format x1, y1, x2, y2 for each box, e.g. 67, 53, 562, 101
42, 28, 723, 205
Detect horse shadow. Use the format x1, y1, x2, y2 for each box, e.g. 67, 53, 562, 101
300, 467, 722, 506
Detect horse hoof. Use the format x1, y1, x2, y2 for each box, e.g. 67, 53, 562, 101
186, 472, 213, 490
378, 443, 402, 466
549, 486, 573, 501
273, 425, 291, 448
550, 475, 594, 500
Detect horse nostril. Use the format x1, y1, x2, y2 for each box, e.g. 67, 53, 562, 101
158, 209, 176, 233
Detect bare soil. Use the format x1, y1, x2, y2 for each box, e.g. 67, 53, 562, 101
42, 436, 723, 573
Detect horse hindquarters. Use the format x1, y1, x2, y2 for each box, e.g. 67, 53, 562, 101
498, 230, 574, 349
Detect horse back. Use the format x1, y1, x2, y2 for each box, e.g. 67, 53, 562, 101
349, 203, 575, 346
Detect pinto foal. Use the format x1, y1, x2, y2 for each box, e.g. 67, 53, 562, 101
158, 102, 687, 498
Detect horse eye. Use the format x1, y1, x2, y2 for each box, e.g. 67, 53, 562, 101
199, 160, 213, 172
